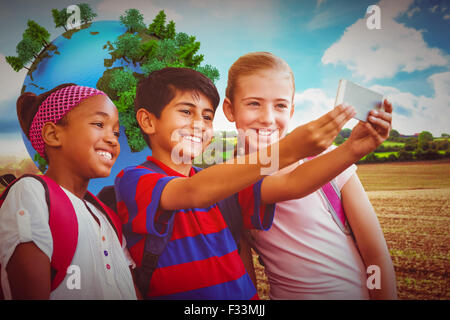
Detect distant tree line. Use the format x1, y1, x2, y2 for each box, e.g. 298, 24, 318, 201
334, 129, 450, 163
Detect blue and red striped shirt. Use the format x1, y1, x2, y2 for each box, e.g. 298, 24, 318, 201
114, 156, 275, 299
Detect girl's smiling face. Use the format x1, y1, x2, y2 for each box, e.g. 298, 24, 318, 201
57, 94, 120, 179
224, 69, 295, 152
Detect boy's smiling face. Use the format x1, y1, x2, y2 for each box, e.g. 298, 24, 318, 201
224, 69, 295, 152
146, 90, 215, 164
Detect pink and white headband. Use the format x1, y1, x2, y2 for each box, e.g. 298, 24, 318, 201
28, 85, 107, 158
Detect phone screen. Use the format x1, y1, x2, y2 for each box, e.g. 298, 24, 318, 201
335, 79, 383, 122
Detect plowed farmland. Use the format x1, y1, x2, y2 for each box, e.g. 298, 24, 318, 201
253, 160, 450, 300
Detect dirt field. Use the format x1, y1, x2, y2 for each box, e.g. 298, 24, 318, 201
253, 159, 450, 300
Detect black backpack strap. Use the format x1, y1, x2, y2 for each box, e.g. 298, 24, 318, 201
0, 174, 16, 187
96, 185, 117, 213
217, 193, 243, 253
216, 182, 266, 266
131, 161, 246, 297
132, 160, 178, 298
134, 220, 175, 297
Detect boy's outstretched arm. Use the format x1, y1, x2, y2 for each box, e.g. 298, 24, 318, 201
341, 175, 398, 299
159, 105, 355, 210
261, 100, 392, 204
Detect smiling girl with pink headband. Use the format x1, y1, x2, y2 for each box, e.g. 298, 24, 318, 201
0, 84, 138, 299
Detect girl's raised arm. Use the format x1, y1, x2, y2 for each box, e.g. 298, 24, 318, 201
159, 105, 355, 210
261, 100, 392, 204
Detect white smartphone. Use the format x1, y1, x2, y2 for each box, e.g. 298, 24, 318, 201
334, 79, 383, 122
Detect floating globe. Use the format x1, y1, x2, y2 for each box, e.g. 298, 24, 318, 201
21, 20, 149, 194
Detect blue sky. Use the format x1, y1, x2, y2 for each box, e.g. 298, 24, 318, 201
1, 0, 449, 159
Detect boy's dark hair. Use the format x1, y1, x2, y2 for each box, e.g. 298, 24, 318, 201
135, 67, 220, 147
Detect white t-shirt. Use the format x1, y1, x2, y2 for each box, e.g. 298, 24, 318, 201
0, 177, 137, 300
252, 155, 370, 300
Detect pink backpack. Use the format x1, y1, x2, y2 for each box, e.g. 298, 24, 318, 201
0, 174, 122, 299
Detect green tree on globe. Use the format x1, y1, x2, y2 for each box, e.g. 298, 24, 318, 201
5, 5, 220, 194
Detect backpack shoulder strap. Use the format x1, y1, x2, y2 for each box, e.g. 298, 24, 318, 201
97, 185, 117, 214
85, 191, 123, 245
139, 159, 169, 174
0, 174, 21, 300
0, 174, 78, 291
318, 179, 352, 235
136, 220, 174, 297
40, 175, 79, 291
0, 174, 78, 294
0, 174, 39, 203
217, 193, 243, 252
305, 157, 353, 235
132, 160, 177, 298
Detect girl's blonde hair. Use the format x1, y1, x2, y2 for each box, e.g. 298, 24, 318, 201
225, 51, 295, 102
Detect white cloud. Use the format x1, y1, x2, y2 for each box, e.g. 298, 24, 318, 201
428, 4, 450, 20
406, 6, 420, 18
0, 54, 27, 105
371, 72, 450, 136
430, 5, 439, 13
293, 88, 334, 123
321, 0, 448, 81
291, 72, 450, 136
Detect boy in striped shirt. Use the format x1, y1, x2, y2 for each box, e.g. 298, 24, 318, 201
115, 67, 358, 299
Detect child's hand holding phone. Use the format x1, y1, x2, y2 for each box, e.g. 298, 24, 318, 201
290, 104, 356, 159
333, 79, 393, 159
344, 99, 393, 159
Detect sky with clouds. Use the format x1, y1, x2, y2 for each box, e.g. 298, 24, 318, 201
0, 0, 449, 159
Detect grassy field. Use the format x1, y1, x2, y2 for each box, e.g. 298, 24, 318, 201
253, 159, 450, 300
382, 141, 405, 148
373, 151, 399, 158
